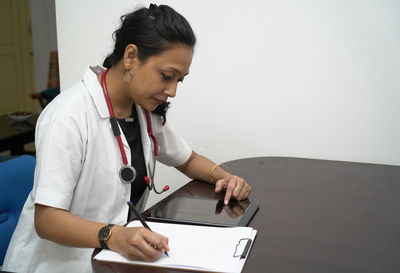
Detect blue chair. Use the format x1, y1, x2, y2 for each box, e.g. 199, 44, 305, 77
0, 156, 16, 163
0, 155, 35, 266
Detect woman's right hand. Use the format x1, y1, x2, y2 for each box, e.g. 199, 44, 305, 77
107, 225, 169, 261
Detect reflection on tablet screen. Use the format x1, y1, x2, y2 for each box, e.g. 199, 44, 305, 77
147, 196, 258, 227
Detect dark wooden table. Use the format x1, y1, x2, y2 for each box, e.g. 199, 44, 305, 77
92, 157, 400, 273
0, 114, 37, 155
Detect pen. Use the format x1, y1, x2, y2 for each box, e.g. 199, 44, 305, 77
127, 201, 169, 257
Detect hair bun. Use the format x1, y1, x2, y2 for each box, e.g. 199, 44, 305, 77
149, 3, 158, 11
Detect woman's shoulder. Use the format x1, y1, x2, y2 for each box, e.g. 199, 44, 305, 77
44, 66, 101, 115
37, 81, 93, 127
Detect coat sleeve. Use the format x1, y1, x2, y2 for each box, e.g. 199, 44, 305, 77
33, 104, 87, 210
152, 114, 192, 167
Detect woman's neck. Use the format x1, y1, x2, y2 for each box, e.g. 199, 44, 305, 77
99, 66, 133, 119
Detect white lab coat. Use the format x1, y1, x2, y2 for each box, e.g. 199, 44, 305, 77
3, 66, 192, 273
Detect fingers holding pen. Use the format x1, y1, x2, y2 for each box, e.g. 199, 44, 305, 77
108, 226, 169, 262
127, 228, 168, 261
139, 229, 169, 260
143, 229, 169, 253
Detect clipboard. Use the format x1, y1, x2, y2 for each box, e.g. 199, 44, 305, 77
146, 195, 259, 227
94, 220, 257, 273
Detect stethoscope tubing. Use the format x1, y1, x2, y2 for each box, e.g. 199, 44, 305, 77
101, 69, 168, 194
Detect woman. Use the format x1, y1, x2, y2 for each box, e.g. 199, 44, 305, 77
3, 4, 252, 273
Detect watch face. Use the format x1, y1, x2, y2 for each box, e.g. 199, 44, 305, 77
98, 225, 111, 240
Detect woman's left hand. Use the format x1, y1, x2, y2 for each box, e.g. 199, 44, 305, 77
214, 175, 252, 205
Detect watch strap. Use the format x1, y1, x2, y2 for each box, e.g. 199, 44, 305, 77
100, 239, 109, 250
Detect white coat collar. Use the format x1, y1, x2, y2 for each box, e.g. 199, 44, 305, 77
82, 65, 153, 164
83, 65, 110, 119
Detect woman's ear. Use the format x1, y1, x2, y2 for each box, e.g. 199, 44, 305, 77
122, 44, 138, 70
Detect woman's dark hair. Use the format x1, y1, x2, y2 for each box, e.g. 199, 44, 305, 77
103, 4, 196, 124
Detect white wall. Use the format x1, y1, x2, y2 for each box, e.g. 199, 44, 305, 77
30, 0, 58, 95
55, 0, 400, 209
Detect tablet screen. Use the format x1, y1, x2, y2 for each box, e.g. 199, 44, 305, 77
146, 195, 259, 227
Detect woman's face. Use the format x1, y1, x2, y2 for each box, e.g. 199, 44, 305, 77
128, 44, 193, 111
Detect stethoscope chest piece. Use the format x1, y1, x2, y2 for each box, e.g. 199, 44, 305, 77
119, 165, 137, 183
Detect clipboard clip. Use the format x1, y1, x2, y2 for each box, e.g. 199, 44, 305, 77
233, 238, 252, 259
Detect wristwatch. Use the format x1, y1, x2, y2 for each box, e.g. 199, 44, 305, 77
98, 224, 115, 249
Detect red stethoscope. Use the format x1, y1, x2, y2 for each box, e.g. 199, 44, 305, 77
101, 69, 169, 194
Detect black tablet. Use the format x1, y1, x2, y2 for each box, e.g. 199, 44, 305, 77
146, 195, 259, 227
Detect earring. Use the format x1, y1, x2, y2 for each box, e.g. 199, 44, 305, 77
122, 69, 133, 83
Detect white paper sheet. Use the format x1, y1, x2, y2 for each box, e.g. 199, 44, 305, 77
94, 221, 257, 273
